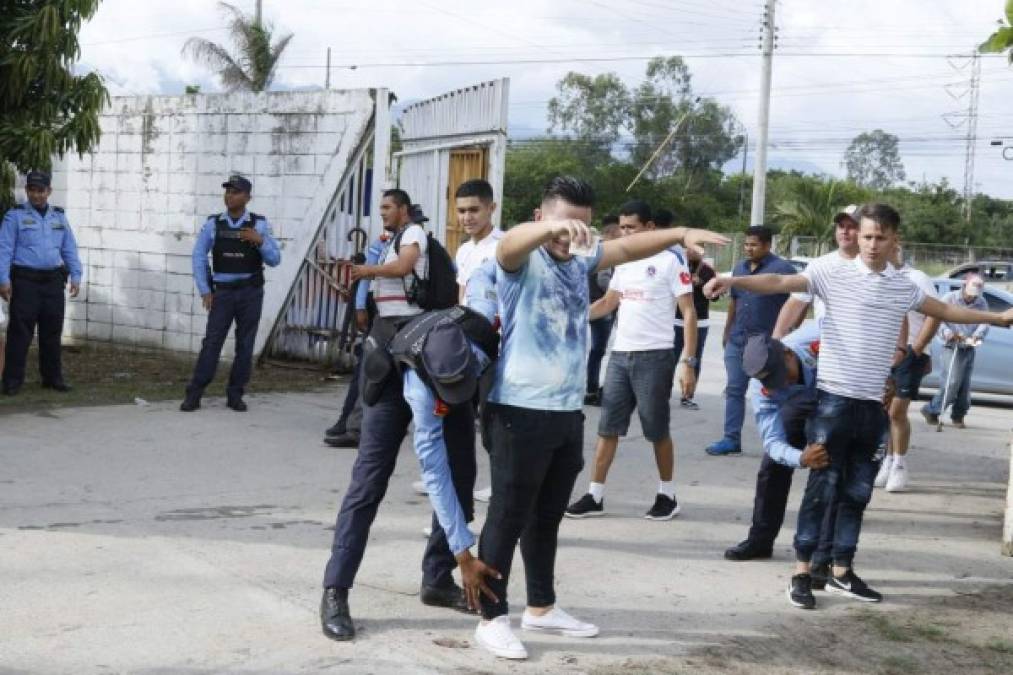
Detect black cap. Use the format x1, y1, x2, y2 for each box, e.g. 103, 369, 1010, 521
410, 204, 429, 224
222, 174, 253, 193
421, 322, 477, 405
26, 171, 51, 188
742, 334, 788, 391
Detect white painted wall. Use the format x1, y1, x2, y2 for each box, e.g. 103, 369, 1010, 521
52, 89, 375, 356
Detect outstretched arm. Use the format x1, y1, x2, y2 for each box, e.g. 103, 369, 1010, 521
705, 272, 809, 299
497, 219, 592, 272
599, 227, 729, 270
919, 296, 1013, 328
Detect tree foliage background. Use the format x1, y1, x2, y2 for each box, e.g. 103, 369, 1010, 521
506, 58, 1012, 253
0, 0, 109, 211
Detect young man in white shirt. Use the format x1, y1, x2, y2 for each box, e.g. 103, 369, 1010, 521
565, 200, 698, 521
705, 202, 1013, 609
454, 179, 503, 303
878, 246, 939, 493
452, 179, 503, 503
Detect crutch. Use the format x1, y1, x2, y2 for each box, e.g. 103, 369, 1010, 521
936, 343, 960, 432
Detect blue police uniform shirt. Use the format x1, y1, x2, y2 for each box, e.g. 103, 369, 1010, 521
191, 210, 281, 295
488, 242, 604, 412
729, 252, 796, 340
747, 322, 820, 468
0, 203, 83, 285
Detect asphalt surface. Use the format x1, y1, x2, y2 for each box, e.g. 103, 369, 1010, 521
2, 315, 1012, 674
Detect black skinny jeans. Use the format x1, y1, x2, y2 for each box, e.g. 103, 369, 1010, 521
478, 403, 584, 619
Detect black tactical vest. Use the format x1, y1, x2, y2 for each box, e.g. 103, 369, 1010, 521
388, 306, 499, 372
211, 213, 264, 274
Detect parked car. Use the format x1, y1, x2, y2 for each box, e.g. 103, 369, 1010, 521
944, 260, 1013, 293
920, 279, 1013, 396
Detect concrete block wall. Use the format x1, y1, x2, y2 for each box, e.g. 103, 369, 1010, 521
52, 90, 375, 356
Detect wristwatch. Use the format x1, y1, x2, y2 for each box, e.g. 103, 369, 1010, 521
681, 356, 700, 369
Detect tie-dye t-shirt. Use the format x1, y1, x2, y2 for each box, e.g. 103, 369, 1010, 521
487, 242, 604, 411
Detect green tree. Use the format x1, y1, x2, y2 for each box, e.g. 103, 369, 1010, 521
183, 2, 293, 93
0, 0, 109, 211
546, 57, 741, 183
979, 0, 1013, 62
842, 130, 906, 190
772, 175, 867, 253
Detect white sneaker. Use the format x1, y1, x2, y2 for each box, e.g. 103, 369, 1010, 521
886, 461, 909, 493
473, 486, 493, 502
412, 480, 428, 495
874, 455, 893, 488
474, 616, 527, 660
521, 606, 599, 637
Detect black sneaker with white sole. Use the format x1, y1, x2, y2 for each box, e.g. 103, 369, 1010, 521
565, 493, 604, 518
644, 494, 681, 520
824, 569, 882, 602
788, 573, 816, 609
810, 562, 831, 591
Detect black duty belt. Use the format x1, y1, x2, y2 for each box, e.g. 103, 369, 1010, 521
212, 272, 265, 290
11, 265, 66, 284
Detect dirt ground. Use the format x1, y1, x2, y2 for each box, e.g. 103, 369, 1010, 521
596, 584, 1013, 675
0, 341, 333, 414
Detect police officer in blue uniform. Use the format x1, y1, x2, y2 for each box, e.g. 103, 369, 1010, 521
180, 175, 281, 412
0, 171, 83, 395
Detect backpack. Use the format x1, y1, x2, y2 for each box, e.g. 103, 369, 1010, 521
394, 227, 458, 310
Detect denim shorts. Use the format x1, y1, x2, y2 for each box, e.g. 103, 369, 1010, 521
598, 349, 676, 442
891, 346, 930, 400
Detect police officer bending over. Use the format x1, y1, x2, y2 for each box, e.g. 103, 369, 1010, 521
181, 175, 281, 412
0, 171, 82, 396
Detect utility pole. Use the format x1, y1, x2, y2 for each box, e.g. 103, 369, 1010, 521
738, 129, 749, 219
255, 0, 262, 24
942, 50, 982, 224
325, 47, 331, 89
749, 0, 776, 227
962, 51, 981, 223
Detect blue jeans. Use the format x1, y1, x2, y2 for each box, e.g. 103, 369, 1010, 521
794, 391, 886, 568
674, 325, 708, 381
586, 316, 614, 394
924, 346, 976, 421
721, 336, 749, 445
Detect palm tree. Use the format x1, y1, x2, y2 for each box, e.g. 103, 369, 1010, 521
183, 2, 293, 93
980, 1, 1013, 62
772, 177, 865, 255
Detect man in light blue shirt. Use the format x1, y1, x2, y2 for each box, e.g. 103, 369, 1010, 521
180, 175, 280, 412
0, 171, 83, 395
473, 176, 729, 660
921, 274, 990, 428
725, 328, 836, 580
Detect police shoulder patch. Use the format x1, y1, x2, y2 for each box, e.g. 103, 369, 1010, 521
53, 206, 65, 213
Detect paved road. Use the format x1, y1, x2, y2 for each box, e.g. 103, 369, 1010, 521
2, 318, 1011, 674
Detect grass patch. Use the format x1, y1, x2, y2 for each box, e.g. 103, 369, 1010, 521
878, 654, 920, 674
856, 610, 911, 642
909, 621, 949, 642
0, 341, 334, 414
986, 638, 1013, 654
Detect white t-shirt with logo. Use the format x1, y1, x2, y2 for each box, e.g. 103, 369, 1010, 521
374, 224, 428, 318
609, 249, 693, 352
900, 265, 937, 341
455, 229, 503, 287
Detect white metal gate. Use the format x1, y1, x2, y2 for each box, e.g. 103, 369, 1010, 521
395, 79, 510, 251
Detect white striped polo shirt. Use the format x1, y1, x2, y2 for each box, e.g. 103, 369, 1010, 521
803, 256, 925, 401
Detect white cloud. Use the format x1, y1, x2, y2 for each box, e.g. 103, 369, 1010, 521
74, 0, 1013, 197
